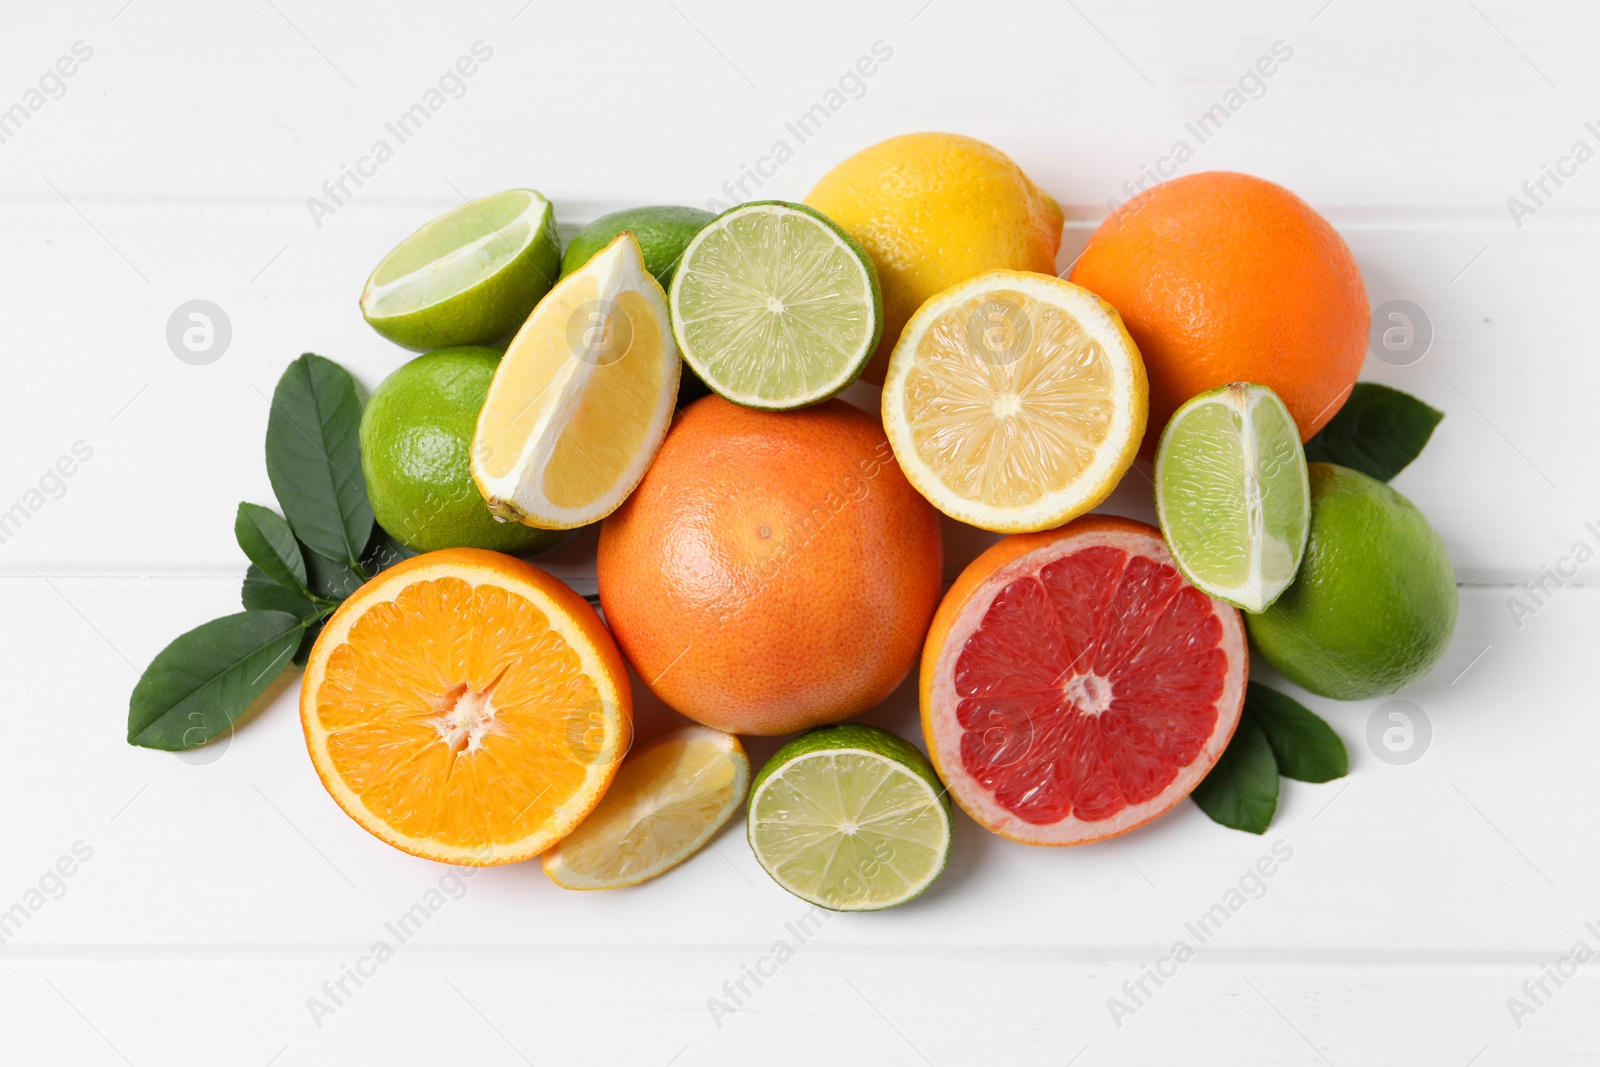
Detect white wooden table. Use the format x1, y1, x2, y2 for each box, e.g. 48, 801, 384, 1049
4, 2, 1597, 1063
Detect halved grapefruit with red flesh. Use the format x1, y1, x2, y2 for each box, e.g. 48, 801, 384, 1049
920, 515, 1246, 846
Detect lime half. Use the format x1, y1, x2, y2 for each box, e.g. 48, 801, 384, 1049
669, 201, 882, 410
1155, 382, 1310, 612
747, 723, 951, 912
361, 188, 560, 351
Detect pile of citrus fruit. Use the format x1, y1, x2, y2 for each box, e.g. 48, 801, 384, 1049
145, 132, 1459, 911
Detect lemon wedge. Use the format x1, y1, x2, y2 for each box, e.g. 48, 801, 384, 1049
543, 726, 749, 890
472, 232, 679, 529
881, 271, 1147, 533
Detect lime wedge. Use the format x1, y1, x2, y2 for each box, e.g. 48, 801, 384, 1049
1154, 382, 1311, 613
747, 723, 951, 912
361, 188, 560, 351
668, 201, 881, 410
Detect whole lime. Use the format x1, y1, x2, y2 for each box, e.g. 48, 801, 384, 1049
1246, 463, 1456, 700
560, 205, 714, 289
561, 205, 715, 407
360, 348, 566, 555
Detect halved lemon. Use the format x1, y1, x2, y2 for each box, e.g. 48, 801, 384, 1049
300, 548, 632, 865
881, 271, 1147, 533
472, 232, 679, 530
542, 725, 749, 890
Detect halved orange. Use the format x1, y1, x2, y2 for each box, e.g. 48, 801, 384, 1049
300, 548, 632, 865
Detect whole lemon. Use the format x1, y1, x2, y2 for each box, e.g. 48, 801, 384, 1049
1246, 463, 1457, 700
804, 132, 1063, 383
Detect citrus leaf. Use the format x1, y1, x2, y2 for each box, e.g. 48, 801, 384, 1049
235, 502, 307, 593
1245, 682, 1348, 783
362, 525, 417, 575
1192, 712, 1279, 834
303, 543, 366, 600
241, 565, 319, 619
1303, 382, 1443, 482
265, 353, 373, 567
128, 611, 304, 750
293, 618, 325, 668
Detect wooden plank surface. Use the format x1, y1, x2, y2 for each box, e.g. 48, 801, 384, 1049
3, 1, 1596, 1063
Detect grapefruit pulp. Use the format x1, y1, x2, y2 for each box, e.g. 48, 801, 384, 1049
920, 515, 1246, 845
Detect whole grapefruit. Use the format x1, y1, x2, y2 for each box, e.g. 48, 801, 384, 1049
1069, 171, 1368, 455
598, 396, 943, 735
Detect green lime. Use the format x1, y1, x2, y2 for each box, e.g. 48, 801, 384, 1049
560, 205, 714, 289
1155, 383, 1310, 613
359, 347, 566, 555
669, 201, 882, 411
1246, 463, 1457, 700
360, 189, 560, 351
747, 723, 951, 912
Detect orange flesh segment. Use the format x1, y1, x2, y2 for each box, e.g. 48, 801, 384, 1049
315, 576, 604, 850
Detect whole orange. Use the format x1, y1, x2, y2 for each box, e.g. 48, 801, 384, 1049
597, 396, 943, 735
1069, 171, 1367, 454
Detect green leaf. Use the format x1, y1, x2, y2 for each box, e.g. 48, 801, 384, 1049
1244, 682, 1349, 783
293, 618, 326, 669
242, 567, 327, 666
128, 611, 305, 750
1192, 712, 1279, 834
303, 543, 366, 600
1303, 382, 1443, 482
241, 565, 319, 619
265, 353, 373, 567
362, 525, 417, 575
235, 502, 307, 593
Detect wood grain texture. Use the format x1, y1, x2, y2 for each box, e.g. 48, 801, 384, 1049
2, 1, 1595, 1062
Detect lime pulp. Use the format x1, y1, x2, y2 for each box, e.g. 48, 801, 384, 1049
1154, 383, 1310, 613
669, 201, 882, 411
747, 723, 950, 911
